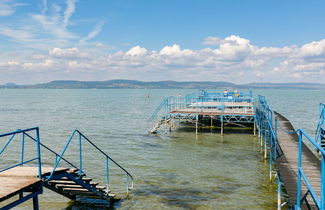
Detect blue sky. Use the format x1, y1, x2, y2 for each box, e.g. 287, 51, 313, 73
0, 0, 325, 84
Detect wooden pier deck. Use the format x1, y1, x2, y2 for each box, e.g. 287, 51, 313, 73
275, 112, 321, 208
0, 167, 69, 203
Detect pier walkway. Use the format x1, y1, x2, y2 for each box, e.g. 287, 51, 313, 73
257, 96, 325, 209
275, 112, 321, 208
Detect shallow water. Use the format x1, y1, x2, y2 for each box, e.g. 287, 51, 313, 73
0, 89, 324, 209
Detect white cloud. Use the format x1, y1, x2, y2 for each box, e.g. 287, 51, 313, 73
126, 46, 147, 56
202, 36, 221, 45
0, 0, 102, 50
159, 44, 194, 56
79, 21, 105, 44
63, 0, 78, 28
1, 35, 325, 84
0, 0, 24, 16
49, 47, 88, 58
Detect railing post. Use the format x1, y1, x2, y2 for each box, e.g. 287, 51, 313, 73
296, 130, 302, 209
321, 153, 325, 209
277, 172, 281, 210
274, 117, 278, 160
21, 132, 25, 164
106, 157, 109, 187
269, 122, 273, 180
79, 132, 83, 177
36, 128, 42, 179
264, 124, 267, 159
126, 173, 129, 195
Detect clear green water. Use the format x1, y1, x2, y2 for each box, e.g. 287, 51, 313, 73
0, 89, 324, 209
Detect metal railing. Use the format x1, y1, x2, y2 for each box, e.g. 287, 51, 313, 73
45, 130, 134, 194
316, 103, 325, 145
149, 90, 255, 123
296, 129, 325, 209
0, 127, 42, 178
257, 95, 325, 209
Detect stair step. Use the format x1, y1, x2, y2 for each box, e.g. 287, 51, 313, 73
49, 180, 98, 186
56, 184, 85, 188
61, 177, 92, 182
68, 168, 79, 173
63, 187, 90, 192
96, 186, 106, 190
62, 187, 114, 197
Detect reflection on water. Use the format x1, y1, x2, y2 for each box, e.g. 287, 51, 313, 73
1, 89, 323, 209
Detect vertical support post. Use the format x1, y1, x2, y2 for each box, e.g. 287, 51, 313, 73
321, 153, 325, 209
33, 195, 39, 210
210, 116, 213, 127
195, 114, 198, 134
264, 126, 267, 159
296, 130, 302, 209
221, 115, 224, 136
277, 173, 281, 210
258, 117, 261, 138
21, 132, 25, 164
269, 128, 273, 180
35, 128, 42, 179
79, 133, 82, 177
106, 156, 109, 190
274, 117, 278, 160
126, 173, 129, 195
253, 118, 256, 136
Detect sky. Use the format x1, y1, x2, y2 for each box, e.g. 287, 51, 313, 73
0, 0, 325, 84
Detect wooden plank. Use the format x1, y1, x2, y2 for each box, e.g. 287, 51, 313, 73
0, 166, 69, 177
0, 176, 40, 202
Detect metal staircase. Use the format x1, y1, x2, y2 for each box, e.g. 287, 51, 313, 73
0, 128, 134, 209
43, 168, 117, 201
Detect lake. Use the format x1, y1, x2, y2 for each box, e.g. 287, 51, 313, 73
0, 89, 324, 209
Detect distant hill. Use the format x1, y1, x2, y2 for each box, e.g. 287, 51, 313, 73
1, 80, 325, 89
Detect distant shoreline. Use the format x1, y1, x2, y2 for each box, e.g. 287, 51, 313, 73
1, 80, 325, 90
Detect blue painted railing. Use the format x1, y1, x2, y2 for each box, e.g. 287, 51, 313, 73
149, 90, 255, 124
256, 96, 278, 178
296, 129, 325, 209
316, 103, 325, 146
0, 127, 42, 178
257, 95, 325, 209
45, 130, 134, 195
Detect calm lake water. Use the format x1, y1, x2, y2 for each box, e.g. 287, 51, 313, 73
0, 89, 324, 209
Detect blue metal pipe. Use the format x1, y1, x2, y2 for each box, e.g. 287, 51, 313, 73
21, 132, 25, 164
296, 130, 302, 209
36, 127, 42, 179
79, 133, 83, 178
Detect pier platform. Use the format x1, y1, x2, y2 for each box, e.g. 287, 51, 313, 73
149, 90, 256, 134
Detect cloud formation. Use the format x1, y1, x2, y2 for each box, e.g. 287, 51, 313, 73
0, 0, 104, 50
0, 0, 24, 16
1, 35, 324, 84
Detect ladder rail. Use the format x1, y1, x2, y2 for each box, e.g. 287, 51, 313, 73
45, 130, 134, 194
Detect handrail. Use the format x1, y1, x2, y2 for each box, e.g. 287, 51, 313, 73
45, 130, 134, 194
23, 132, 79, 170
316, 103, 325, 145
257, 95, 325, 209
148, 98, 168, 122
296, 129, 325, 209
0, 127, 42, 178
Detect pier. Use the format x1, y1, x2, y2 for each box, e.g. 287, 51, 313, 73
149, 90, 256, 135
150, 90, 325, 209
0, 128, 134, 209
